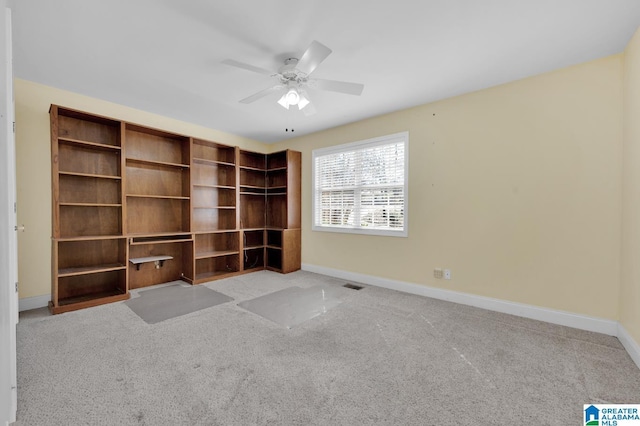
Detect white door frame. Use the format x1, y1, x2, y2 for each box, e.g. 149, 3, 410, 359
1, 3, 18, 424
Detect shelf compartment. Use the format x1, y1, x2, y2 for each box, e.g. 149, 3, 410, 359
239, 150, 266, 170
192, 162, 236, 187
192, 208, 236, 232
243, 230, 264, 248
195, 232, 239, 258
267, 169, 287, 188
266, 194, 287, 229
59, 205, 122, 238
266, 230, 282, 248
192, 139, 236, 164
126, 197, 190, 235
240, 195, 266, 229
59, 173, 121, 204
266, 247, 282, 271
57, 108, 121, 147
193, 186, 236, 209
195, 254, 240, 282
57, 238, 127, 276
267, 151, 287, 170
55, 270, 127, 310
240, 168, 266, 188
58, 143, 121, 177
129, 240, 193, 289
125, 125, 190, 166
243, 247, 265, 271
125, 161, 189, 198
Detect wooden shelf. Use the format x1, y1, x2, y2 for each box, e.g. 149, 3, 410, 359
193, 157, 235, 167
193, 229, 238, 234
60, 203, 122, 207
59, 171, 121, 180
57, 235, 124, 242
193, 206, 235, 210
126, 194, 189, 200
242, 266, 263, 273
193, 184, 235, 190
268, 167, 287, 172
195, 250, 240, 259
238, 165, 266, 172
195, 270, 236, 282
126, 157, 189, 169
51, 291, 129, 314
243, 245, 264, 250
128, 233, 193, 245
58, 137, 121, 151
58, 263, 126, 277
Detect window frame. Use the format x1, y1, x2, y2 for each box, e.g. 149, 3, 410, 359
311, 131, 409, 237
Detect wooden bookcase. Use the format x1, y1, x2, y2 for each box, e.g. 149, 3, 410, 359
50, 105, 301, 313
50, 106, 127, 313
191, 140, 240, 283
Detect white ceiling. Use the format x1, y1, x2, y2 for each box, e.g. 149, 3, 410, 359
11, 0, 640, 143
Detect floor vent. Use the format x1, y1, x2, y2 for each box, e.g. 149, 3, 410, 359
343, 283, 364, 290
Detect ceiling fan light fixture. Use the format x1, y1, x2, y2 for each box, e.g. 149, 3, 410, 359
285, 87, 300, 105
277, 93, 290, 109
297, 94, 310, 110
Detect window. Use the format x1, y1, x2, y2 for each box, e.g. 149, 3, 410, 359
312, 132, 408, 237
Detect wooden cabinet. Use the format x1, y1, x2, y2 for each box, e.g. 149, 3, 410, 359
50, 105, 301, 313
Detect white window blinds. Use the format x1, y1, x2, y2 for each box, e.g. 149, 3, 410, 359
312, 132, 408, 237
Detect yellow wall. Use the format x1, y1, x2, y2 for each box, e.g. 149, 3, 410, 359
272, 55, 623, 320
14, 79, 265, 298
621, 27, 640, 344
16, 55, 625, 323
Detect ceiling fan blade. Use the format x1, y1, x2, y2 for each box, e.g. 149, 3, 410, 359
296, 41, 332, 76
222, 59, 274, 76
239, 85, 283, 104
313, 78, 364, 96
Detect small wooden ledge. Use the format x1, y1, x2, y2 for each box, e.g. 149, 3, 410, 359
129, 255, 173, 270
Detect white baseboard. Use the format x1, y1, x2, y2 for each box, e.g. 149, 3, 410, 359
301, 263, 619, 336
618, 323, 640, 370
19, 294, 49, 312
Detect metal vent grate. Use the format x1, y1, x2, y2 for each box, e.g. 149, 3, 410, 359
343, 283, 364, 290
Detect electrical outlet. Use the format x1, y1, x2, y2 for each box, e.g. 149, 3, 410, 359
434, 268, 443, 279
444, 269, 451, 280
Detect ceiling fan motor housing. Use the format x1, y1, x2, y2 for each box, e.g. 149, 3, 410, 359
279, 58, 308, 83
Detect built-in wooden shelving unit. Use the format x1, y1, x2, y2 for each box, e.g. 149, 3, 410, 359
49, 105, 301, 314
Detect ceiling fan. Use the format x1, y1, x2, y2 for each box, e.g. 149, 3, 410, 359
222, 41, 364, 115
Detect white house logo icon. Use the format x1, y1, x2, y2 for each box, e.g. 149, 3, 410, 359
585, 405, 599, 425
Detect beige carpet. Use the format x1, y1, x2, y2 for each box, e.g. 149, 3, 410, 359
15, 270, 640, 425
